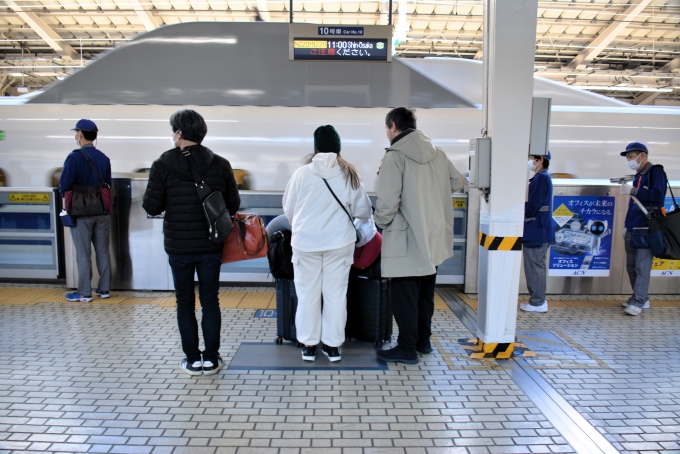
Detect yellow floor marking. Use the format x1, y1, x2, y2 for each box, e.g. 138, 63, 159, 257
154, 297, 176, 308
434, 293, 448, 310
237, 292, 273, 309
218, 291, 246, 308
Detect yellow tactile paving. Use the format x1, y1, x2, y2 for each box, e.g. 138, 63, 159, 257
434, 293, 448, 310
237, 292, 274, 309
218, 291, 246, 308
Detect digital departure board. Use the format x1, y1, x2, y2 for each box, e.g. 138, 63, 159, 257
293, 38, 389, 62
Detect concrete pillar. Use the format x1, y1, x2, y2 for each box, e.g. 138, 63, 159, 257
477, 0, 538, 352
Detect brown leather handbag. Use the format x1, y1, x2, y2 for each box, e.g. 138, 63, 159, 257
222, 213, 269, 263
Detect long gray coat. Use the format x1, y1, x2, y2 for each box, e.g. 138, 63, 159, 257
374, 130, 464, 278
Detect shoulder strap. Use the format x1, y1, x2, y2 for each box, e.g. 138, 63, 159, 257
322, 178, 353, 224
650, 165, 678, 211
183, 149, 204, 186
76, 148, 108, 188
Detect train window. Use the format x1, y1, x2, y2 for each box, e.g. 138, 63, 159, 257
0, 168, 5, 187
233, 169, 252, 190
51, 168, 62, 187
135, 168, 151, 174
551, 173, 578, 179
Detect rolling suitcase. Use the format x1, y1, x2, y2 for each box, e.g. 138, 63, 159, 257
346, 269, 392, 346
275, 278, 301, 346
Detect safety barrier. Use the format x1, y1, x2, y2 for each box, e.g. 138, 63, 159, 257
0, 187, 63, 280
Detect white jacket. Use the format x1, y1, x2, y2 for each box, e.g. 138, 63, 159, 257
283, 153, 373, 253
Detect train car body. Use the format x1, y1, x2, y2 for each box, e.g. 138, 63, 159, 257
0, 22, 678, 189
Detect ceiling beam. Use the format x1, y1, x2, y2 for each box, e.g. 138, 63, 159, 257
632, 91, 661, 105
127, 0, 160, 31
254, 0, 271, 21
3, 0, 78, 60
660, 57, 680, 72
567, 0, 652, 70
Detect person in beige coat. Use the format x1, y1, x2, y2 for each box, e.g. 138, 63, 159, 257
374, 107, 464, 364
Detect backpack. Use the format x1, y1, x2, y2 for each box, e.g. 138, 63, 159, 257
184, 151, 234, 245
268, 230, 294, 279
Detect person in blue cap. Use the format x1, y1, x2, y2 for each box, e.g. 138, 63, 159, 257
520, 151, 554, 313
619, 142, 667, 316
59, 119, 112, 302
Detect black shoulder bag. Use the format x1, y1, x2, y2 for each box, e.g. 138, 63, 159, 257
184, 150, 234, 245
67, 148, 112, 217
322, 178, 361, 244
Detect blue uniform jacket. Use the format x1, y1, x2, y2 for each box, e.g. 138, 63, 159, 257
625, 163, 667, 230
524, 169, 555, 243
59, 144, 112, 196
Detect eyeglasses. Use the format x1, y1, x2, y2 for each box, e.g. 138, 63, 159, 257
625, 153, 640, 161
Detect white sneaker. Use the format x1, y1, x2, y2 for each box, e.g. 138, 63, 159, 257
520, 301, 548, 313
621, 300, 650, 309
624, 305, 642, 316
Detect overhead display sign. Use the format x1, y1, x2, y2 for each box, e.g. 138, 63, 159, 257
289, 24, 392, 62
548, 195, 616, 277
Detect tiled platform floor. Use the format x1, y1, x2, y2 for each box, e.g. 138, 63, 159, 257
0, 285, 678, 453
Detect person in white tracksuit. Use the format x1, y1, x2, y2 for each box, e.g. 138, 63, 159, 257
283, 125, 373, 362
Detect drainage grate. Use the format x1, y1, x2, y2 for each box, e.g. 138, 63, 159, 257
516, 330, 578, 353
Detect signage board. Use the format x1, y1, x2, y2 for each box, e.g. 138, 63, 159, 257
289, 24, 392, 62
548, 195, 616, 277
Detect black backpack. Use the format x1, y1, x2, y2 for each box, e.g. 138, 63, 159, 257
184, 151, 234, 245
268, 230, 294, 279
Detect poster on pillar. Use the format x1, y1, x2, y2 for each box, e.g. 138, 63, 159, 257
651, 197, 680, 277
548, 195, 616, 277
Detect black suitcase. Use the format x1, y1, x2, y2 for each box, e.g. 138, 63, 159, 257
275, 278, 301, 345
346, 270, 392, 346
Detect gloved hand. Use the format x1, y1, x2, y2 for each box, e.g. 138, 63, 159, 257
620, 184, 633, 195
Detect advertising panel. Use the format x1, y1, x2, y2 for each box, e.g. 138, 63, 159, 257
549, 196, 616, 277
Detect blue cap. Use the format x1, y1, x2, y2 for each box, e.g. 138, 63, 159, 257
531, 150, 551, 160
620, 142, 648, 157
71, 119, 98, 132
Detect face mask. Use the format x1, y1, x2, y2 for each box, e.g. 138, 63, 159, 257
627, 155, 641, 171
527, 160, 537, 172
170, 131, 179, 148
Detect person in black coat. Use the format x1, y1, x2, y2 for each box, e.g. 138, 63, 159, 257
143, 109, 240, 376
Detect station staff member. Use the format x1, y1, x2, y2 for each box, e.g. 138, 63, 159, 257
620, 142, 667, 316
520, 151, 554, 313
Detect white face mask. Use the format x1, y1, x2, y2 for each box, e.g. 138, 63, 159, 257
527, 160, 537, 172
627, 155, 642, 171
171, 131, 179, 148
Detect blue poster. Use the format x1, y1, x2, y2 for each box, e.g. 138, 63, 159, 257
548, 196, 616, 277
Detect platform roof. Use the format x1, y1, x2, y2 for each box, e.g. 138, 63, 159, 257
0, 0, 678, 104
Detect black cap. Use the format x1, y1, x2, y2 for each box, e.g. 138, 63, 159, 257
314, 125, 341, 154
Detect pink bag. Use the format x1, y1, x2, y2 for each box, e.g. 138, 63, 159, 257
353, 232, 382, 269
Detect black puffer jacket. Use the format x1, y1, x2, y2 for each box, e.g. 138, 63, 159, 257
143, 145, 241, 255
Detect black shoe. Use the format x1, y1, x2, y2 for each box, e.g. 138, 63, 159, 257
376, 346, 418, 364
179, 358, 203, 376
416, 342, 433, 355
302, 345, 317, 361
322, 345, 341, 362
202, 356, 224, 375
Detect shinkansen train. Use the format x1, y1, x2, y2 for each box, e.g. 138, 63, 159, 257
0, 22, 678, 190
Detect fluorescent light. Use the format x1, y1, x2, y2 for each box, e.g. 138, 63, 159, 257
572, 86, 674, 93
16, 86, 28, 93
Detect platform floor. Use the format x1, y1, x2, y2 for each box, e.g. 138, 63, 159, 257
0, 285, 679, 454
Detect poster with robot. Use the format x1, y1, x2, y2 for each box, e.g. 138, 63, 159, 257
651, 196, 680, 277
548, 196, 615, 277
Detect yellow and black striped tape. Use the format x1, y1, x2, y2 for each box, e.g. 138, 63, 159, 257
479, 232, 523, 251
458, 338, 536, 360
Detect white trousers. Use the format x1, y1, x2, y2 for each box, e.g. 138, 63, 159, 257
292, 244, 354, 348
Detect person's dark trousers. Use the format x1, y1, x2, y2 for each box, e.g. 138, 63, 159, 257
390, 272, 437, 353
168, 252, 222, 364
